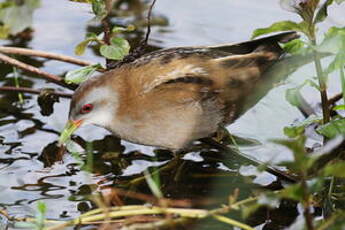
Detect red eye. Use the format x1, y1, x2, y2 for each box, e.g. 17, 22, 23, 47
80, 104, 93, 114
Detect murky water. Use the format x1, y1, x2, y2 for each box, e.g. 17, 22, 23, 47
0, 0, 344, 229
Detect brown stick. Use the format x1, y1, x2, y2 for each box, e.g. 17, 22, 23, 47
0, 46, 93, 66
328, 93, 342, 105
0, 53, 76, 90
0, 86, 72, 98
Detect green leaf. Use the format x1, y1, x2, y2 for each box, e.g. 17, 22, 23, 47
65, 64, 102, 84
100, 37, 130, 60
317, 27, 345, 54
252, 21, 304, 39
281, 38, 305, 54
314, 0, 334, 24
317, 118, 345, 138
0, 25, 9, 39
335, 0, 345, 3
285, 87, 302, 107
284, 115, 322, 138
74, 33, 100, 55
323, 162, 345, 177
326, 52, 345, 74
37, 201, 47, 215
279, 184, 304, 201
112, 25, 135, 33
91, 0, 107, 21
144, 169, 163, 199
333, 105, 345, 110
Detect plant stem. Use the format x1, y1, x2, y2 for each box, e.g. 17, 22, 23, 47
301, 175, 315, 230
12, 67, 24, 104
340, 67, 345, 104
310, 39, 330, 124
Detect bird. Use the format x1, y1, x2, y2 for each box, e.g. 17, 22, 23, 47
63, 31, 299, 151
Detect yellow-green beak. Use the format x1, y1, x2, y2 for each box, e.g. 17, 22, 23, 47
58, 120, 83, 145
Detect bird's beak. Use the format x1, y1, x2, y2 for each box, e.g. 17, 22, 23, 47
58, 119, 83, 145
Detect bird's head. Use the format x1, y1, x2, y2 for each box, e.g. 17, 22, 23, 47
59, 76, 118, 144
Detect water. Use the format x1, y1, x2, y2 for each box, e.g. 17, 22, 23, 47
0, 0, 344, 229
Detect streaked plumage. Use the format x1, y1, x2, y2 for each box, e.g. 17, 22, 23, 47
68, 32, 298, 150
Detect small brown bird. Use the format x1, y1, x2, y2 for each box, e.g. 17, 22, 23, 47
63, 32, 298, 150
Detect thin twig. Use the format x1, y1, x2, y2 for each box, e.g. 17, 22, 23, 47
143, 0, 157, 46
0, 86, 72, 98
0, 53, 76, 90
0, 46, 93, 66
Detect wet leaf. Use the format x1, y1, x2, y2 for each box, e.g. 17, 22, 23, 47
100, 37, 130, 60
252, 21, 305, 39
37, 89, 60, 116
65, 63, 102, 84
317, 119, 345, 138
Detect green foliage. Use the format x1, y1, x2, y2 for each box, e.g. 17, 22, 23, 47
280, 38, 306, 54
144, 169, 163, 199
314, 0, 334, 24
75, 33, 100, 55
91, 0, 107, 21
65, 63, 102, 84
100, 37, 130, 60
322, 162, 345, 177
252, 21, 306, 39
274, 137, 316, 173
74, 23, 133, 60
284, 115, 322, 138
317, 118, 345, 138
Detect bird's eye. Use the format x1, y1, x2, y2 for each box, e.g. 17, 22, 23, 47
80, 104, 94, 114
